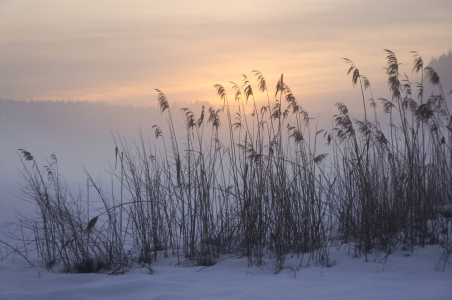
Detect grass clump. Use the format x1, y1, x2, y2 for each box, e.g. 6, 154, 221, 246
15, 49, 452, 272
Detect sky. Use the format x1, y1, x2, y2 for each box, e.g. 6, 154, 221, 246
1, 0, 451, 111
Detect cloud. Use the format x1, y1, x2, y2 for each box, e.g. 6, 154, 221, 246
0, 0, 451, 108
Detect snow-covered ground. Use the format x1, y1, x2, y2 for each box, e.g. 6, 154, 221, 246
1, 186, 451, 300
1, 222, 451, 300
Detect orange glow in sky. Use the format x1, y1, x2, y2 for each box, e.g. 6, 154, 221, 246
1, 0, 451, 111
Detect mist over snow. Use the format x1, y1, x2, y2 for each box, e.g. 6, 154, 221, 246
0, 100, 165, 221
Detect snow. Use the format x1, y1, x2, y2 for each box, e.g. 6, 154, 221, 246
1, 231, 451, 300
1, 187, 451, 300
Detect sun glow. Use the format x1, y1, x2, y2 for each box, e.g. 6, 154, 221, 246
0, 0, 451, 112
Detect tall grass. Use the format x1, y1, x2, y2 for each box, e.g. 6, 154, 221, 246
16, 50, 451, 272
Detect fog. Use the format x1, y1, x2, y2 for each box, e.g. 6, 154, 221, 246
0, 100, 166, 222
1, 51, 451, 224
